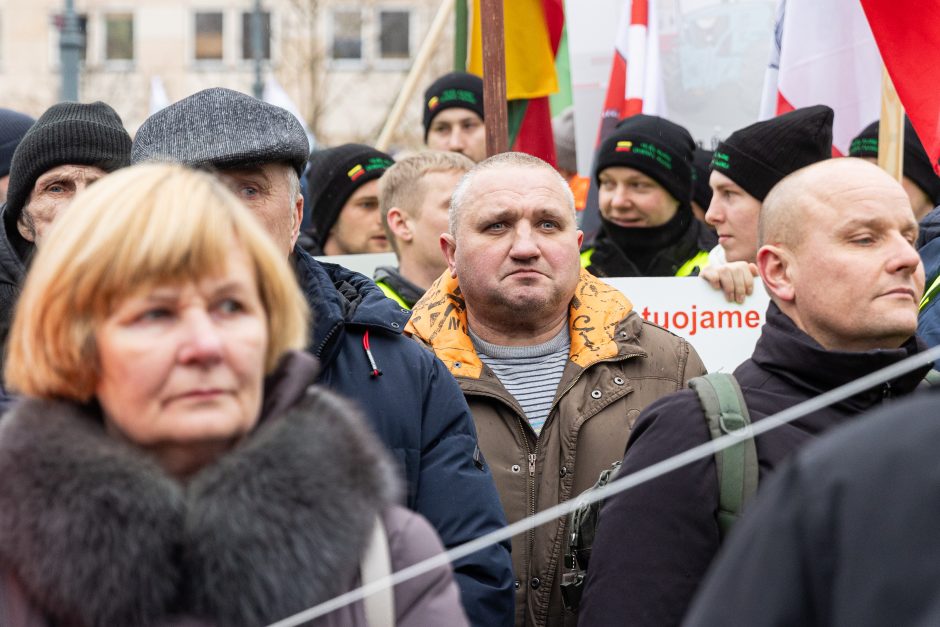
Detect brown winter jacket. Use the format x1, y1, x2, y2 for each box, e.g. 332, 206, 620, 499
406, 270, 706, 627
0, 352, 468, 627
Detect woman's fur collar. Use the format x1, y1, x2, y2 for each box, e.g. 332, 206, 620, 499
0, 385, 401, 627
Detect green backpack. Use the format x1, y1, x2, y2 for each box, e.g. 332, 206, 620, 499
560, 373, 759, 612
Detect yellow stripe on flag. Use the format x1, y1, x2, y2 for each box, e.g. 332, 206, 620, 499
467, 0, 558, 100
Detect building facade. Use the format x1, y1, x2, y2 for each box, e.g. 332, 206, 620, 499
0, 0, 454, 150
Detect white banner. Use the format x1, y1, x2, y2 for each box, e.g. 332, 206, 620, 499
315, 253, 768, 373
604, 277, 769, 373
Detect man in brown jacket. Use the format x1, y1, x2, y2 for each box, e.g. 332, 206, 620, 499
406, 152, 706, 627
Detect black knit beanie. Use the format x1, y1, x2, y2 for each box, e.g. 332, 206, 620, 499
711, 105, 833, 201
5, 101, 131, 223
593, 114, 695, 206
0, 109, 35, 179
306, 144, 394, 249
692, 147, 714, 209
849, 117, 940, 205
423, 72, 485, 141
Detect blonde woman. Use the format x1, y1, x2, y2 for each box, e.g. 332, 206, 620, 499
0, 164, 467, 627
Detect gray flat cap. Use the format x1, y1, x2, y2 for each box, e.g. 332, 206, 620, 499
131, 87, 309, 175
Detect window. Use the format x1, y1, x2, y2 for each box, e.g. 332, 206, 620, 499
105, 13, 133, 61
378, 10, 410, 60
194, 12, 223, 61
241, 11, 271, 60
331, 9, 362, 61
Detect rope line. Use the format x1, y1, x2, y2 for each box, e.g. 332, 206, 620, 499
265, 343, 940, 627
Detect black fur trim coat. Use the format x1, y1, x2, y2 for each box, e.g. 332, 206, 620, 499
0, 352, 467, 627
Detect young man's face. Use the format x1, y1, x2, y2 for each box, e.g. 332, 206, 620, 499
404, 170, 462, 275
426, 109, 487, 163
706, 170, 762, 263
323, 179, 391, 255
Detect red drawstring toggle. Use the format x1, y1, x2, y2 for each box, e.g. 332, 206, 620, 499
363, 330, 382, 378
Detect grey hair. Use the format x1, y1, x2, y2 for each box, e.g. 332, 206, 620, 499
286, 166, 301, 228
448, 152, 576, 235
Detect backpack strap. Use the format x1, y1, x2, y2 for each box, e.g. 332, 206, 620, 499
921, 368, 940, 388
688, 373, 758, 539
361, 514, 395, 627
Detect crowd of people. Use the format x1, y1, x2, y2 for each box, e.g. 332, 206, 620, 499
0, 68, 937, 627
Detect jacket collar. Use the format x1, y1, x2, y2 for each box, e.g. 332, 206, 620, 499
0, 203, 27, 287
292, 247, 410, 363
406, 269, 640, 379
587, 216, 716, 277
0, 352, 399, 627
373, 265, 426, 309
750, 302, 929, 412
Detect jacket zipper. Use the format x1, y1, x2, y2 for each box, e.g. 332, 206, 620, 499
464, 351, 641, 619
521, 353, 640, 608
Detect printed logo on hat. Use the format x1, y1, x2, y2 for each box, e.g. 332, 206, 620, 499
428, 96, 440, 110
616, 141, 633, 152
849, 137, 878, 156
364, 156, 394, 172
711, 151, 731, 171
440, 88, 478, 106
636, 142, 674, 170
348, 164, 365, 181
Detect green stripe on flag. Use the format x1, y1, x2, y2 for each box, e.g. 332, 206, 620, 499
454, 0, 468, 71
550, 28, 572, 115
508, 99, 529, 147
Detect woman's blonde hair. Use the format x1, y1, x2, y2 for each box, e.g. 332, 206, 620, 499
6, 163, 310, 401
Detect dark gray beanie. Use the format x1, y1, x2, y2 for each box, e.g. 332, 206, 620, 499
711, 105, 833, 201
0, 109, 35, 178
132, 87, 309, 176
5, 101, 131, 224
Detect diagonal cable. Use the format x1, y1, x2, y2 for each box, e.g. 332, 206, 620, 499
266, 343, 940, 627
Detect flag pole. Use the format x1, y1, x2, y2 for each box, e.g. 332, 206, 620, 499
375, 0, 455, 151
480, 0, 508, 156
878, 65, 904, 182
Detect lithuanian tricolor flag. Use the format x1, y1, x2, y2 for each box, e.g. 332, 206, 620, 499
458, 0, 566, 165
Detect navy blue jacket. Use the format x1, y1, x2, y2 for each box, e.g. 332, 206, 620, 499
293, 248, 514, 627
917, 205, 940, 346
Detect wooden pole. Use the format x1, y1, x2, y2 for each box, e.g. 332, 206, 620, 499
878, 65, 905, 182
480, 0, 508, 156
375, 0, 455, 151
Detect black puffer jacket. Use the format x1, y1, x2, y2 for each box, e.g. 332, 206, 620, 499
0, 204, 28, 356
578, 302, 929, 627
292, 248, 515, 627
684, 387, 940, 627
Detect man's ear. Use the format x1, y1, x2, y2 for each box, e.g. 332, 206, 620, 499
756, 244, 795, 302
440, 233, 458, 278
288, 194, 303, 251
386, 207, 413, 243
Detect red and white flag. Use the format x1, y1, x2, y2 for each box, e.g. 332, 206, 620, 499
596, 0, 665, 143
860, 0, 940, 174
758, 0, 882, 155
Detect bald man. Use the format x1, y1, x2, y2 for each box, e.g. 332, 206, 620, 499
578, 158, 930, 627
